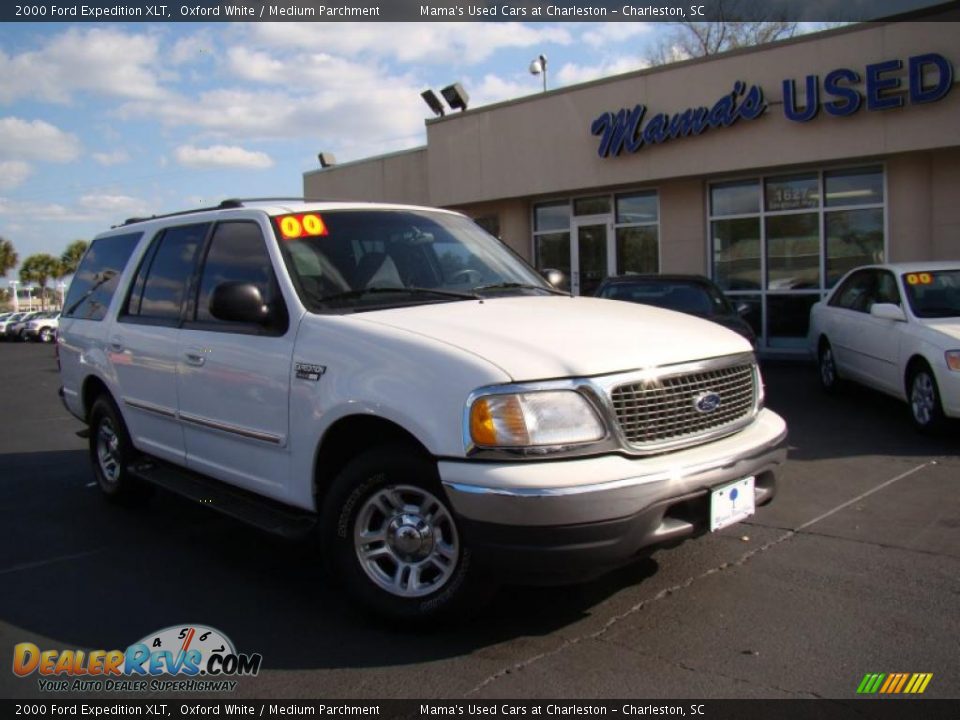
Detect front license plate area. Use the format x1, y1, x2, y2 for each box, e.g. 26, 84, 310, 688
710, 476, 755, 531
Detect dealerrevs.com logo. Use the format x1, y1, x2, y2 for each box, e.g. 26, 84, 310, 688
12, 624, 262, 693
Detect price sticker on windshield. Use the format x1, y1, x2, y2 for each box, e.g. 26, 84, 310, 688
276, 213, 328, 240
905, 273, 933, 286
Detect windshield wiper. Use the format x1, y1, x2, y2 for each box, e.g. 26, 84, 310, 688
317, 286, 481, 303
64, 270, 116, 316
473, 282, 568, 296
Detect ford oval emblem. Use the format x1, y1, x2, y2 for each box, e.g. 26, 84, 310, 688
694, 392, 722, 413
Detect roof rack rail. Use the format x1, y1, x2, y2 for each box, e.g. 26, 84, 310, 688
218, 197, 325, 208
118, 198, 332, 227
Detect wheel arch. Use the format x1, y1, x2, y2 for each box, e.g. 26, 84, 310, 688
81, 374, 114, 422
904, 353, 932, 394
312, 414, 433, 513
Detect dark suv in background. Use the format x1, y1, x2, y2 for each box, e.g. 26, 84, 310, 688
595, 274, 757, 346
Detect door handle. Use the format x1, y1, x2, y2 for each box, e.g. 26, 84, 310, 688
108, 338, 124, 353
184, 351, 206, 367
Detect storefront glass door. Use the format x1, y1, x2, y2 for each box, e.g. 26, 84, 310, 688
572, 217, 613, 296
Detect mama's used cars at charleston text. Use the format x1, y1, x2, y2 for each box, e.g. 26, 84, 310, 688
58, 200, 786, 619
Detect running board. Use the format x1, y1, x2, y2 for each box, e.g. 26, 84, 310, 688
129, 459, 317, 540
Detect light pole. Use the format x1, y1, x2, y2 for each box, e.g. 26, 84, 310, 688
9, 280, 19, 312
25, 286, 33, 311
529, 54, 548, 93
57, 281, 67, 310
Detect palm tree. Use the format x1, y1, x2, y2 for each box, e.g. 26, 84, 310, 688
19, 254, 63, 310
60, 239, 89, 277
0, 237, 17, 278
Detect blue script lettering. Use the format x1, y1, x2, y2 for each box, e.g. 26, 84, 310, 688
591, 82, 766, 158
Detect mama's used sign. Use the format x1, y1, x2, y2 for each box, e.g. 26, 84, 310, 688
591, 52, 953, 159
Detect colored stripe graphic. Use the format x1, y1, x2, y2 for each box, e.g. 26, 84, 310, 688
857, 672, 932, 694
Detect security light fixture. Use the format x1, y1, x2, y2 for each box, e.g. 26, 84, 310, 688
318, 152, 337, 169
529, 54, 548, 93
420, 89, 446, 117
441, 83, 469, 112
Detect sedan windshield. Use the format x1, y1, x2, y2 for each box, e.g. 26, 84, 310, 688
902, 270, 960, 318
598, 280, 732, 317
276, 209, 558, 312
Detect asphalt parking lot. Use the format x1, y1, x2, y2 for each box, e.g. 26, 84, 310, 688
0, 341, 957, 700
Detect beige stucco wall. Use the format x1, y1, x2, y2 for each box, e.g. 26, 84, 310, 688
305, 148, 429, 205
887, 147, 960, 262
931, 147, 960, 260
303, 21, 960, 266
658, 179, 708, 274
423, 22, 959, 208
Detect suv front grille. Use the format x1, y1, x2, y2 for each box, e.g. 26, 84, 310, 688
610, 363, 756, 449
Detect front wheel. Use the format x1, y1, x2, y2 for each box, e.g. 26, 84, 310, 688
908, 364, 945, 433
39, 327, 54, 343
321, 444, 488, 621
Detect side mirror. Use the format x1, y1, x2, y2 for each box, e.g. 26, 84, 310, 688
210, 282, 270, 324
870, 303, 906, 322
736, 302, 751, 317
541, 268, 568, 291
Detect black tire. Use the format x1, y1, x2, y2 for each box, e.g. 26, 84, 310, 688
88, 395, 145, 502
907, 362, 945, 434
818, 338, 840, 394
321, 443, 489, 622
39, 327, 54, 343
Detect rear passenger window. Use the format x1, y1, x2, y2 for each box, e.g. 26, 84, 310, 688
125, 224, 208, 323
195, 222, 282, 325
62, 233, 141, 321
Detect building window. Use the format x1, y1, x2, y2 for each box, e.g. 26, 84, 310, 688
709, 165, 885, 350
472, 215, 500, 238
532, 190, 659, 294
614, 191, 659, 275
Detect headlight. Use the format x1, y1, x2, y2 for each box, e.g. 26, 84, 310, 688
468, 390, 605, 449
946, 351, 960, 372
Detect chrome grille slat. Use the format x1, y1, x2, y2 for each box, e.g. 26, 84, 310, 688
610, 363, 756, 449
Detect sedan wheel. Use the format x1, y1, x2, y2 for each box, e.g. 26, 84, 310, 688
909, 366, 944, 433
818, 340, 839, 393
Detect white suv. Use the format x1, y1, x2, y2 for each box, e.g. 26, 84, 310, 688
58, 199, 787, 620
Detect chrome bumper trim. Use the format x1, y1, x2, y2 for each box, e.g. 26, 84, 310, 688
442, 414, 787, 527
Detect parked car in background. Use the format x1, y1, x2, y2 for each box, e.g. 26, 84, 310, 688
809, 262, 960, 432
24, 311, 60, 343
595, 274, 757, 346
5, 311, 46, 341
1, 311, 40, 340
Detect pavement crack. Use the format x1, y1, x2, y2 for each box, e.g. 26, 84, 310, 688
465, 461, 932, 697
599, 638, 826, 698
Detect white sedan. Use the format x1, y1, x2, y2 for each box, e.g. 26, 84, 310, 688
809, 262, 960, 432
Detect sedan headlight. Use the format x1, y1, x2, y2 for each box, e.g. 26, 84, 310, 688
468, 390, 605, 449
946, 350, 960, 372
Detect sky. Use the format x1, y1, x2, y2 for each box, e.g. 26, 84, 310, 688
0, 20, 817, 285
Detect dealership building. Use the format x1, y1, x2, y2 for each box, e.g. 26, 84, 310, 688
304, 17, 959, 353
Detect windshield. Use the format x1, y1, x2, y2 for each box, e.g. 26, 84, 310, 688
598, 280, 732, 317
276, 209, 555, 312
902, 270, 960, 318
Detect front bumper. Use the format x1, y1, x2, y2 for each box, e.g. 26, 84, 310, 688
440, 409, 787, 580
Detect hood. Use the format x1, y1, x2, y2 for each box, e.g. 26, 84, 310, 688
354, 296, 752, 381
921, 319, 960, 344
